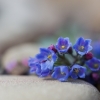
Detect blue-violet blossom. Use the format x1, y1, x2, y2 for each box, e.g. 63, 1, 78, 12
52, 66, 69, 81
29, 58, 50, 77
73, 37, 92, 56
86, 57, 100, 71
70, 64, 86, 79
56, 37, 72, 53
36, 48, 57, 70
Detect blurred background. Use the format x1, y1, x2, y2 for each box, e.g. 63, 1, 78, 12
0, 0, 100, 90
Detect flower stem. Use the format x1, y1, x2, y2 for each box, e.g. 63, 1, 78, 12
57, 53, 71, 66
70, 54, 80, 67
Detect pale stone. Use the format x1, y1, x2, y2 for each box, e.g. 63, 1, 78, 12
0, 76, 99, 100
1, 43, 39, 74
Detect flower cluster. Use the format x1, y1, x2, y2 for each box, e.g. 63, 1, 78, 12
29, 37, 100, 82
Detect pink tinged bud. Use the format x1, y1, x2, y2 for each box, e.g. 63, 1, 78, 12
85, 52, 93, 60
6, 61, 17, 72
48, 45, 57, 53
21, 58, 28, 67
92, 73, 99, 81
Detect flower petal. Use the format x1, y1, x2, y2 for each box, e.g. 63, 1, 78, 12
70, 71, 78, 79
78, 67, 86, 78
57, 37, 64, 46
87, 46, 93, 52
40, 48, 50, 55
36, 64, 41, 76
41, 60, 54, 70
41, 69, 50, 77
52, 54, 57, 62
51, 67, 60, 79
78, 51, 86, 56
29, 67, 36, 74
76, 37, 84, 46
36, 53, 46, 61
64, 37, 69, 45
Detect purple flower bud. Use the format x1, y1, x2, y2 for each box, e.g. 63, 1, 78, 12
48, 45, 57, 53
92, 73, 100, 81
68, 47, 73, 54
85, 52, 93, 60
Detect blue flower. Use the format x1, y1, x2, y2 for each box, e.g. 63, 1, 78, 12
29, 57, 51, 76
28, 57, 39, 74
55, 37, 72, 53
36, 63, 50, 77
36, 48, 57, 70
51, 66, 69, 81
86, 57, 100, 71
73, 37, 92, 56
70, 64, 86, 79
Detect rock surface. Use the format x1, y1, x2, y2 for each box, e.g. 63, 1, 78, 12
0, 76, 99, 100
